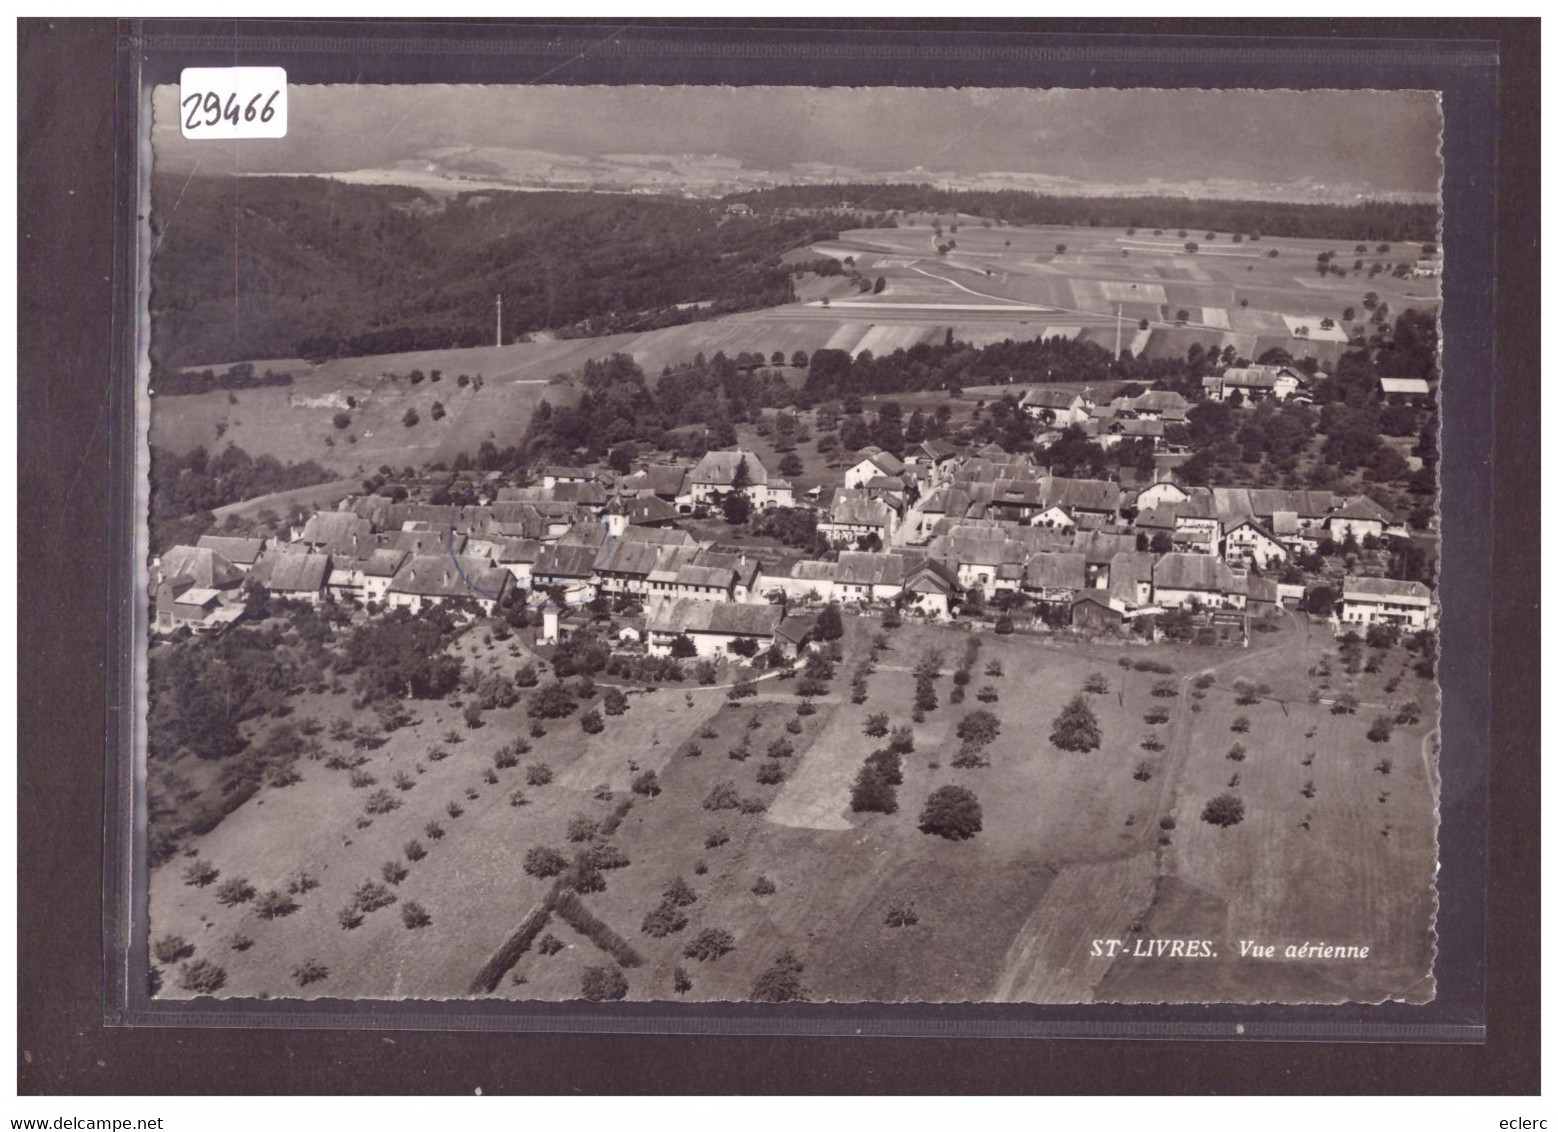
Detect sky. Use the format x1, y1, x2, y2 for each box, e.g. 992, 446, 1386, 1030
151, 85, 1443, 198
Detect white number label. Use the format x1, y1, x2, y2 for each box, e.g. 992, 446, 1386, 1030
179, 67, 287, 140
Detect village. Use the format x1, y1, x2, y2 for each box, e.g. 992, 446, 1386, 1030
153, 369, 1436, 660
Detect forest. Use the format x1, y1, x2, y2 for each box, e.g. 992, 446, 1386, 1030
723, 183, 1441, 243
150, 444, 335, 551
149, 175, 837, 367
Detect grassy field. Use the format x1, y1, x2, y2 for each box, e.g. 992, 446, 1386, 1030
148, 607, 1438, 1005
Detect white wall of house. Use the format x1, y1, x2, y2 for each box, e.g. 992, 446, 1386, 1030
1339, 595, 1432, 629
1225, 527, 1288, 569
1153, 585, 1242, 611
1328, 517, 1386, 542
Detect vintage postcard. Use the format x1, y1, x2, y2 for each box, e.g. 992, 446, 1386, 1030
141, 83, 1443, 1006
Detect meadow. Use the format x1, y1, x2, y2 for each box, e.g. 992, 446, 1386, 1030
148, 608, 1437, 1005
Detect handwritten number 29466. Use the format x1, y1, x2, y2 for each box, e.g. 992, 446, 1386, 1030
182, 89, 280, 131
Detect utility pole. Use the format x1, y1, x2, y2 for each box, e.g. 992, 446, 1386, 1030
495, 293, 503, 348
1114, 302, 1123, 362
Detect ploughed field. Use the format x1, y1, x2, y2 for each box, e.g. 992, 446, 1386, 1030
151, 216, 1437, 477
148, 610, 1437, 1004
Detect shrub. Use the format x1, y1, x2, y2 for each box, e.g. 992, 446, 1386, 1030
1395, 701, 1423, 726
255, 889, 299, 919
738, 797, 768, 815
1194, 673, 1215, 689
1083, 672, 1110, 694
727, 680, 758, 701
603, 688, 629, 716
1367, 716, 1394, 743
423, 820, 445, 841
885, 901, 919, 927
1151, 679, 1178, 698
181, 859, 219, 888
864, 712, 890, 738
524, 846, 569, 878
1200, 793, 1245, 828
446, 801, 464, 818
664, 876, 698, 907
785, 716, 803, 734
951, 742, 989, 769
705, 827, 730, 849
918, 785, 983, 840
750, 949, 807, 1003
538, 933, 565, 956
1050, 695, 1101, 752
887, 725, 915, 754
751, 875, 777, 897
178, 959, 228, 994
214, 877, 255, 907
631, 770, 661, 797
994, 615, 1014, 634
587, 843, 631, 871
766, 736, 795, 759
642, 901, 689, 938
229, 932, 253, 952
985, 660, 1003, 677
1227, 743, 1247, 762
580, 709, 605, 734
580, 965, 629, 1001
364, 789, 400, 815
380, 859, 408, 886
525, 762, 554, 786
153, 934, 194, 964
956, 709, 1001, 746
1133, 762, 1153, 782
1230, 716, 1250, 733
975, 685, 999, 703
703, 781, 742, 811
674, 966, 693, 995
338, 905, 364, 930
1140, 734, 1165, 752
755, 761, 787, 785
683, 928, 736, 962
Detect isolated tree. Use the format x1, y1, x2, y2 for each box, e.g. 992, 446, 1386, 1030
956, 709, 1001, 747
1368, 716, 1395, 743
816, 602, 844, 641
523, 846, 568, 878
850, 763, 898, 815
918, 785, 983, 840
1050, 694, 1101, 752
721, 491, 751, 525
1200, 793, 1245, 828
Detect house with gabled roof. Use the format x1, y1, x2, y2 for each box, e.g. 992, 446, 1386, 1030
1327, 496, 1394, 542
756, 559, 839, 604
386, 554, 514, 615
901, 558, 960, 620
1339, 576, 1435, 630
645, 598, 785, 659
195, 535, 268, 572
844, 448, 908, 489
154, 544, 246, 592
1021, 552, 1087, 605
817, 489, 896, 547
1202, 364, 1307, 403
1222, 518, 1290, 570
1020, 387, 1090, 424
1152, 553, 1244, 610
153, 579, 244, 636
327, 547, 409, 605
688, 449, 792, 509
1130, 389, 1191, 421
248, 549, 332, 606
833, 551, 907, 604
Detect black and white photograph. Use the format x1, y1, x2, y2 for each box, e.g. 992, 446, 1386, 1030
139, 80, 1447, 1009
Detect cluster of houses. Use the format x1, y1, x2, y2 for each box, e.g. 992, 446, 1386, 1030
152, 394, 1436, 656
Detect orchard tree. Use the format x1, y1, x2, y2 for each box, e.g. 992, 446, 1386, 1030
918, 785, 983, 840
1050, 694, 1101, 752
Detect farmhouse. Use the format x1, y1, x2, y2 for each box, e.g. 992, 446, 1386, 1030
900, 559, 960, 619
645, 599, 785, 659
1020, 387, 1090, 424
1128, 389, 1191, 422
326, 547, 409, 605
844, 447, 908, 489
1202, 363, 1307, 403
758, 559, 839, 604
1070, 592, 1129, 634
1222, 518, 1290, 570
384, 554, 513, 615
152, 579, 243, 636
530, 542, 601, 593
1151, 553, 1245, 610
248, 549, 332, 606
154, 544, 245, 592
1338, 576, 1435, 630
1021, 552, 1087, 606
833, 551, 907, 604
817, 489, 896, 547
194, 535, 268, 572
688, 449, 792, 509
1327, 496, 1394, 543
